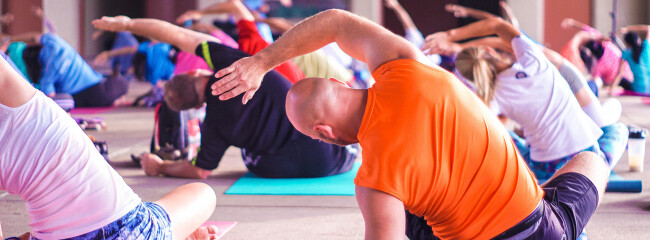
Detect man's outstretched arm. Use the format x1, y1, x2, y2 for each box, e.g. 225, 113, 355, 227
92, 16, 219, 54
212, 9, 426, 104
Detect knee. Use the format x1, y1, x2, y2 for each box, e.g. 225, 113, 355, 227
187, 182, 217, 206
571, 151, 610, 185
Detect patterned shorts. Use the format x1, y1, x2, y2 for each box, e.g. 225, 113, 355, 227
32, 202, 172, 240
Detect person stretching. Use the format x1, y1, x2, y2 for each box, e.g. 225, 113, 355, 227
209, 9, 610, 239
0, 53, 217, 239
92, 15, 357, 179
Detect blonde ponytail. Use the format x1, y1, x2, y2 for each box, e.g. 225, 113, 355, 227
456, 47, 497, 104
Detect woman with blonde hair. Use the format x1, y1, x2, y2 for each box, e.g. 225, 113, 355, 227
425, 17, 621, 180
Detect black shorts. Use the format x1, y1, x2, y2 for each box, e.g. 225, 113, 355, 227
72, 75, 129, 107
405, 172, 599, 240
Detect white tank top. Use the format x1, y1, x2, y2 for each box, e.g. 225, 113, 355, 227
0, 92, 141, 239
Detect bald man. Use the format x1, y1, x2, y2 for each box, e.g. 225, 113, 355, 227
213, 9, 610, 239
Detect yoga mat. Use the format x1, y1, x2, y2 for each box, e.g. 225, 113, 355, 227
225, 161, 360, 195
70, 106, 115, 115
201, 221, 237, 239
539, 171, 642, 193
621, 90, 650, 97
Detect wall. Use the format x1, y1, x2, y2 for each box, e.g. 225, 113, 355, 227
508, 0, 544, 42
592, 0, 649, 37
350, 0, 382, 24
43, 0, 79, 51
544, 0, 591, 51
1, 0, 42, 35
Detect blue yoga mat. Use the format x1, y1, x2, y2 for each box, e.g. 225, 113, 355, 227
225, 161, 360, 195
539, 171, 642, 193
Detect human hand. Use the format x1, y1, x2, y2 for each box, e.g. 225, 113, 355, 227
93, 52, 110, 66
31, 6, 43, 18
140, 153, 164, 176
0, 13, 14, 25
176, 10, 203, 24
561, 18, 576, 29
445, 4, 468, 18
423, 31, 460, 55
212, 56, 269, 104
92, 16, 132, 32
186, 225, 219, 240
384, 0, 400, 9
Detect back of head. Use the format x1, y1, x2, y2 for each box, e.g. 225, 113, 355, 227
164, 74, 201, 112
583, 40, 604, 60
286, 78, 340, 134
22, 45, 43, 83
456, 47, 498, 104
579, 47, 595, 72
624, 32, 642, 63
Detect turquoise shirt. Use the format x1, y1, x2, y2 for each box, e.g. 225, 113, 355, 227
38, 33, 103, 95
622, 39, 650, 93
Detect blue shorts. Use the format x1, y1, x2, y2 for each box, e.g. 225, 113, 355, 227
32, 202, 172, 240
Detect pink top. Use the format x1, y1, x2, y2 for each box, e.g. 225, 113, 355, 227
582, 26, 634, 85
173, 51, 212, 75
210, 30, 239, 49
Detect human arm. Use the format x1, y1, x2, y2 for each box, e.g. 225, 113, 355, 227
620, 25, 650, 40
140, 153, 212, 179
385, 0, 418, 33
499, 1, 519, 29
0, 49, 37, 108
212, 9, 425, 103
445, 4, 498, 20
176, 0, 254, 24
609, 60, 627, 95
92, 46, 138, 66
92, 16, 219, 54
424, 36, 514, 56
561, 18, 590, 31
355, 186, 406, 240
423, 17, 520, 55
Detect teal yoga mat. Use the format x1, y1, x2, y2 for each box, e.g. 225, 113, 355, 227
539, 171, 642, 193
225, 161, 360, 195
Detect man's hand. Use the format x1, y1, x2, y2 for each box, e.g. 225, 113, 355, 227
445, 4, 468, 18
212, 56, 269, 104
561, 18, 576, 30
92, 16, 132, 32
176, 10, 203, 25
140, 153, 164, 176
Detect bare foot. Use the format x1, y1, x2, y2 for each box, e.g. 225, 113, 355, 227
112, 95, 135, 107
186, 225, 219, 240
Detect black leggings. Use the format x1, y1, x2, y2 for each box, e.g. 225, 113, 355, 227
73, 75, 129, 107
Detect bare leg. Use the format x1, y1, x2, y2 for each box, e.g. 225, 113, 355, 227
541, 151, 609, 203
154, 182, 217, 240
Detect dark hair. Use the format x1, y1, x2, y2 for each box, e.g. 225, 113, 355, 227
133, 52, 147, 81
163, 74, 202, 111
579, 47, 595, 72
584, 40, 604, 60
22, 45, 43, 83
624, 32, 643, 63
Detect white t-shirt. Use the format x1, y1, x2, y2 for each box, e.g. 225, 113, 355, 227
0, 92, 141, 239
494, 36, 602, 161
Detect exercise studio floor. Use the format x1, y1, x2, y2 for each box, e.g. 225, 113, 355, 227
1, 82, 650, 239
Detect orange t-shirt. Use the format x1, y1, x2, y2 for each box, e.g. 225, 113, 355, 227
354, 59, 544, 240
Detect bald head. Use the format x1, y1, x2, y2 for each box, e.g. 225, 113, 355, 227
286, 77, 367, 146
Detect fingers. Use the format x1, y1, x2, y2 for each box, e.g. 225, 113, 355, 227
212, 78, 239, 97
214, 65, 236, 78
219, 86, 247, 102
242, 89, 257, 105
